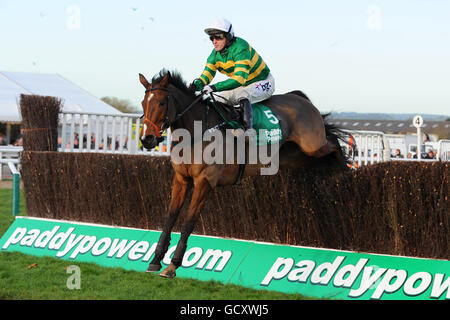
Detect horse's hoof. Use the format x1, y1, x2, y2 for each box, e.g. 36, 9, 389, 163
159, 267, 176, 278
146, 264, 161, 273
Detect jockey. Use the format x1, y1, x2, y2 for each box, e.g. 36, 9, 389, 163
192, 18, 275, 130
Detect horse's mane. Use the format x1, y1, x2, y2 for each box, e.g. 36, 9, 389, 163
151, 68, 236, 122
152, 69, 196, 98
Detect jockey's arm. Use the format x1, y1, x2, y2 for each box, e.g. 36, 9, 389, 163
214, 49, 251, 92
193, 56, 218, 91
194, 48, 251, 92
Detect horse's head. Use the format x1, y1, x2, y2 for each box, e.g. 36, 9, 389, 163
138, 72, 171, 150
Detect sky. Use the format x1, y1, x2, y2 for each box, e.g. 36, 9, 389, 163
0, 0, 449, 116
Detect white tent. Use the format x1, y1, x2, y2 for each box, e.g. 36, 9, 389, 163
0, 71, 122, 123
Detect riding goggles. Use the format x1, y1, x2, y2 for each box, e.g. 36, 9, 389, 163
209, 33, 225, 41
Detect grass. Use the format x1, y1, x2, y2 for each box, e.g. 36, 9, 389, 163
0, 251, 307, 300
0, 186, 25, 234
0, 188, 308, 300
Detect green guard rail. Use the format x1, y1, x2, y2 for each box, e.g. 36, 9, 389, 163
7, 161, 20, 216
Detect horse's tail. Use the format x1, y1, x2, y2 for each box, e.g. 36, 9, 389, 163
286, 92, 352, 170
322, 113, 352, 171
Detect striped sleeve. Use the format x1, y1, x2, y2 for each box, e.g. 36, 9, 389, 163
199, 52, 217, 86
214, 49, 251, 92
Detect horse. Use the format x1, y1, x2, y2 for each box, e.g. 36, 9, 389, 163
138, 69, 350, 278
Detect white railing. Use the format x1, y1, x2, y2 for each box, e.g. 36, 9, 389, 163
57, 111, 447, 166
0, 146, 23, 180
58, 111, 171, 156
342, 130, 390, 167
342, 131, 449, 166
385, 134, 408, 159
436, 139, 450, 161
60, 111, 392, 166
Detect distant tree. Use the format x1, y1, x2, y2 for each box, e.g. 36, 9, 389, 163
101, 96, 139, 113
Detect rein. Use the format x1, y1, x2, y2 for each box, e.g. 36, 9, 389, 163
142, 86, 241, 141
168, 92, 205, 128
142, 86, 245, 185
141, 86, 205, 137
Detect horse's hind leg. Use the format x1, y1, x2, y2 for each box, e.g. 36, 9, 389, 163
160, 177, 212, 278
146, 174, 189, 272
289, 115, 337, 159
306, 140, 338, 158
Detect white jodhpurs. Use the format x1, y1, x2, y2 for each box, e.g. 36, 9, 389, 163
214, 73, 275, 105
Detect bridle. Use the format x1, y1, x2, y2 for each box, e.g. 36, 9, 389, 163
142, 83, 246, 185
141, 86, 205, 138
141, 86, 169, 138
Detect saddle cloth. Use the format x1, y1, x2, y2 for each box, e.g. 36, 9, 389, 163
207, 100, 283, 146
251, 103, 283, 146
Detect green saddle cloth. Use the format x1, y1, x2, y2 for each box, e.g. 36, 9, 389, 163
252, 103, 283, 146
214, 101, 282, 146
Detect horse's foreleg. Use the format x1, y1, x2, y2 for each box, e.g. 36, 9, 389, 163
147, 174, 189, 272
159, 177, 212, 278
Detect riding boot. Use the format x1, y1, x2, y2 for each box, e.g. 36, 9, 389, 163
239, 98, 253, 130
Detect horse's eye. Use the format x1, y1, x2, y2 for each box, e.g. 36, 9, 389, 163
160, 101, 165, 106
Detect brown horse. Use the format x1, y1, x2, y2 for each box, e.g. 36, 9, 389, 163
139, 69, 349, 278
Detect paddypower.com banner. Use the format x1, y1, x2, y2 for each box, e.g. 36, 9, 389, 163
0, 217, 449, 300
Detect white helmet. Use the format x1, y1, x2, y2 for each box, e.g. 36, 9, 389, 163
204, 18, 234, 39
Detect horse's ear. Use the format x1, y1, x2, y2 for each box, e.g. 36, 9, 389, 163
139, 73, 150, 89
160, 71, 171, 87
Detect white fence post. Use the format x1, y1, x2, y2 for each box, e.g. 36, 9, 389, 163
436, 139, 450, 161
343, 130, 389, 167
0, 146, 23, 180
58, 111, 171, 156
